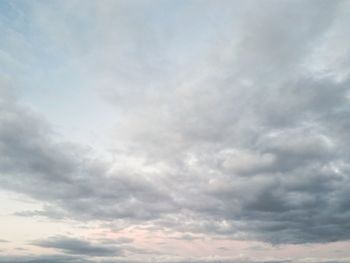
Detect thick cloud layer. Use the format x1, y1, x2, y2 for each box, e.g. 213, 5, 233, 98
1, 1, 350, 258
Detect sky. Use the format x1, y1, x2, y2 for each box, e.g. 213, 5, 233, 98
1, 0, 350, 262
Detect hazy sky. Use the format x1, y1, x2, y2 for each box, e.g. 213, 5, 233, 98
1, 1, 350, 262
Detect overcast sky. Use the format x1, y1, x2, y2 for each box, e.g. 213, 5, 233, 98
1, 0, 350, 262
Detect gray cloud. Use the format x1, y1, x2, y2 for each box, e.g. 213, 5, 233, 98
32, 236, 121, 257
1, 256, 349, 263
0, 254, 293, 263
1, 0, 350, 247
0, 254, 92, 263
102, 0, 350, 244
0, 85, 176, 222
60, 257, 350, 263
96, 237, 134, 246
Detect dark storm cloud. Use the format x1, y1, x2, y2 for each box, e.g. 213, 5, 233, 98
1, 0, 350, 246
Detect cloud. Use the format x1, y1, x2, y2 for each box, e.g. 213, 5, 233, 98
0, 256, 349, 263
97, 237, 134, 245
32, 236, 122, 257
13, 208, 67, 220
0, 254, 292, 263
101, 0, 350, 244
0, 254, 91, 263
1, 0, 350, 248
0, 84, 177, 222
